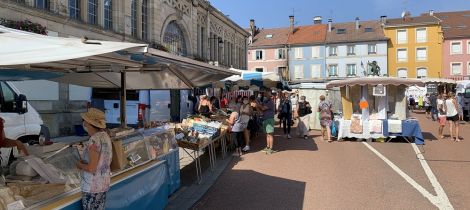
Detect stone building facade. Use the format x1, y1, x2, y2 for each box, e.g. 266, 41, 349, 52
0, 0, 248, 137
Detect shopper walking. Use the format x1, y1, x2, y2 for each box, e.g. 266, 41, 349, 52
418, 95, 424, 110
409, 95, 415, 112
257, 91, 275, 154
430, 93, 438, 121
296, 96, 312, 139
424, 94, 431, 118
240, 96, 253, 152
278, 92, 293, 139
318, 95, 333, 142
446, 93, 461, 141
437, 94, 447, 139
77, 108, 112, 210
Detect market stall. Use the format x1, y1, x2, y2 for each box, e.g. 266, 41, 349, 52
326, 77, 425, 145
0, 26, 239, 209
174, 111, 230, 184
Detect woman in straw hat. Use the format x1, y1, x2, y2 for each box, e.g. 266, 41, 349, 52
76, 108, 112, 210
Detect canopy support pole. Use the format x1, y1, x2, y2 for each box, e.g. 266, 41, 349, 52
120, 71, 127, 128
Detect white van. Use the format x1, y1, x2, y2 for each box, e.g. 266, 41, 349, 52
0, 82, 49, 143
456, 80, 470, 119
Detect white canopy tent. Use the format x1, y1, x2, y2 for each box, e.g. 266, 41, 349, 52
0, 26, 239, 125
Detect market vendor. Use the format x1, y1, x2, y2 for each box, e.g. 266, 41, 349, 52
198, 95, 213, 118
0, 117, 29, 156
77, 108, 112, 210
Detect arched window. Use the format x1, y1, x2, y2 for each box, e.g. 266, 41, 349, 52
397, 68, 407, 78
163, 21, 187, 56
417, 67, 427, 78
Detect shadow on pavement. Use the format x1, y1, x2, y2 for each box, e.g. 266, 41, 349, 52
192, 169, 306, 210
422, 132, 437, 140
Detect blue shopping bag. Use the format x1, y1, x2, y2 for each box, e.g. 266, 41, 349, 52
330, 122, 337, 137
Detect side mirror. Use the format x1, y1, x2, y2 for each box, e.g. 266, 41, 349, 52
18, 94, 28, 114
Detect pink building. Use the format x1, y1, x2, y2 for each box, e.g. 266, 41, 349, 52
436, 11, 470, 80
247, 20, 289, 79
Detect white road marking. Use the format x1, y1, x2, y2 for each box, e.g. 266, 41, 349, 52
362, 142, 454, 210
412, 143, 454, 209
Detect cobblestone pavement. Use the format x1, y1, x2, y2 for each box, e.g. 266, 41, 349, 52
191, 112, 470, 210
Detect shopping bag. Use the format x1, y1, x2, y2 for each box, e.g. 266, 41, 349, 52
330, 123, 337, 137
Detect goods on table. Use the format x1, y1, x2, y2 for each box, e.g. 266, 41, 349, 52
176, 116, 225, 150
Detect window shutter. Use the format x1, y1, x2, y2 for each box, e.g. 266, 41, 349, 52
252, 50, 256, 60
263, 50, 266, 60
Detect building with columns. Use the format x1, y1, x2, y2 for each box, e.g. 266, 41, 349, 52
0, 0, 248, 137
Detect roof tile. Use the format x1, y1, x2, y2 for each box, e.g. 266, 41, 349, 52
326, 20, 388, 44
434, 10, 470, 39
287, 24, 327, 45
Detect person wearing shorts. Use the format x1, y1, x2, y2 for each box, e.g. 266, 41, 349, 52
437, 94, 447, 139
446, 93, 461, 141
257, 91, 275, 154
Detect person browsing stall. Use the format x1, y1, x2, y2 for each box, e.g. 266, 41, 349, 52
227, 104, 245, 156
76, 108, 112, 210
0, 117, 28, 156
256, 91, 276, 154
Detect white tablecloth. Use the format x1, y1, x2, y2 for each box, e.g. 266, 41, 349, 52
337, 119, 388, 140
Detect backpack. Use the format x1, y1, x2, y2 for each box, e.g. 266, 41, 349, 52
298, 102, 312, 116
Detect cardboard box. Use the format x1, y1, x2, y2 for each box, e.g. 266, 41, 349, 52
110, 140, 127, 171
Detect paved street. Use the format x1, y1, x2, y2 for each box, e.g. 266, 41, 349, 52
192, 112, 470, 210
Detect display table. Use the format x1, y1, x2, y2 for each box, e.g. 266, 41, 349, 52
336, 119, 424, 145
177, 130, 228, 184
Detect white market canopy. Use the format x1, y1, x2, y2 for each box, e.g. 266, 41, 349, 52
326, 77, 425, 89
420, 78, 456, 84
0, 26, 239, 89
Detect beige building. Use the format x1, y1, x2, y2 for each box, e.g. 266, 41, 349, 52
0, 0, 248, 137
0, 0, 248, 68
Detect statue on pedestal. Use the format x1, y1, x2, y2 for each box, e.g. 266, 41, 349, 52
368, 61, 381, 76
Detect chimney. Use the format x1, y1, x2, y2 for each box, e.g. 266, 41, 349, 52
429, 10, 434, 16
314, 16, 322, 24
355, 17, 360, 30
249, 19, 255, 30
328, 19, 332, 32
289, 15, 295, 33
380, 15, 387, 24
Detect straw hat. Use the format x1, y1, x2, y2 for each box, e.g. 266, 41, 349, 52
80, 108, 106, 129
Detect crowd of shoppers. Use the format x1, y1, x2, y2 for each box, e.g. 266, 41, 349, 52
203, 89, 319, 155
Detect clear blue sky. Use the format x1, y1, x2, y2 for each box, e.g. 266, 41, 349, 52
209, 0, 470, 28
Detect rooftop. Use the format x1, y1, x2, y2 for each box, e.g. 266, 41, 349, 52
326, 20, 388, 44
287, 24, 327, 45
249, 27, 290, 48
384, 15, 440, 27
434, 10, 470, 39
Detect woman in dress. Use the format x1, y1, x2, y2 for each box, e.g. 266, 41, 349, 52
317, 95, 333, 142
76, 108, 112, 210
